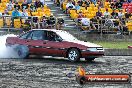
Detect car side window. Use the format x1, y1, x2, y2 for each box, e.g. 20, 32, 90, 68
32, 31, 44, 40
45, 31, 60, 41
27, 30, 44, 40
19, 31, 31, 39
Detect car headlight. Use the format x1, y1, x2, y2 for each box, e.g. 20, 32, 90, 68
87, 48, 97, 52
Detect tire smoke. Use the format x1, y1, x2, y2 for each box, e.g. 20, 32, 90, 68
0, 34, 29, 58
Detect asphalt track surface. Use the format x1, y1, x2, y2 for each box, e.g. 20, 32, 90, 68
0, 56, 132, 88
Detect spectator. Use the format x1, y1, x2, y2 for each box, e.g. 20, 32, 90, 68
123, 0, 129, 3
27, 0, 32, 4
111, 9, 118, 18
78, 11, 85, 18
30, 3, 37, 12
115, 0, 122, 9
77, 11, 92, 30
66, 0, 75, 9
75, 2, 80, 10
118, 9, 124, 18
2, 9, 10, 26
125, 10, 131, 22
34, 0, 44, 8
120, 0, 125, 3
96, 9, 102, 17
0, 12, 2, 18
6, 1, 14, 11
21, 1, 29, 10
77, 0, 83, 6
12, 0, 17, 3
81, 18, 90, 27
66, 0, 75, 13
110, 1, 116, 9
14, 2, 21, 10
128, 0, 132, 2
47, 15, 56, 28
12, 8, 21, 18
56, 17, 64, 30
91, 0, 97, 6
103, 8, 110, 18
40, 0, 45, 5
3, 9, 9, 16
40, 15, 47, 28
11, 8, 21, 27
97, 0, 104, 8
84, 0, 91, 7
21, 9, 28, 19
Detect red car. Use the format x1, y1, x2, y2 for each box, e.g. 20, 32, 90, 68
6, 29, 104, 62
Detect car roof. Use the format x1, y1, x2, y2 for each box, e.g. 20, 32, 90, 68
32, 29, 64, 32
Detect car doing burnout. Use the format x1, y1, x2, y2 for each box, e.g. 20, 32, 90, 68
6, 29, 104, 62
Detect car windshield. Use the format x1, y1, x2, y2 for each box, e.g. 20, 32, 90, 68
56, 31, 78, 41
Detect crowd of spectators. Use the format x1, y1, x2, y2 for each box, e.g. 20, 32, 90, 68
64, 0, 132, 33
0, 0, 62, 29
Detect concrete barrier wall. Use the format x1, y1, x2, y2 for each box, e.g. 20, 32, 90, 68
73, 33, 132, 42
105, 49, 132, 56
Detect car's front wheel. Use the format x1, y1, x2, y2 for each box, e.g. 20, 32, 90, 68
85, 58, 95, 62
68, 48, 80, 62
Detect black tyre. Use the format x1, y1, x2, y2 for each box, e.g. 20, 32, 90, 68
68, 48, 80, 62
85, 57, 95, 62
13, 44, 29, 59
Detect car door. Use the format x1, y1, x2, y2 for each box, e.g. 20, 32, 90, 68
43, 31, 66, 56
25, 30, 45, 54
17, 31, 32, 45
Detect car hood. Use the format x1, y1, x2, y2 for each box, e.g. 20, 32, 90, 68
67, 40, 102, 48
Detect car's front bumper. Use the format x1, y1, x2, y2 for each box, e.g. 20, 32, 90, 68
81, 50, 104, 58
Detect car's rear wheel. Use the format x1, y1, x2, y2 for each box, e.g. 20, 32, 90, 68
68, 48, 80, 62
85, 58, 95, 62
14, 44, 29, 59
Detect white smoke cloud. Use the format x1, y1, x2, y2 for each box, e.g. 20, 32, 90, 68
0, 34, 29, 58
